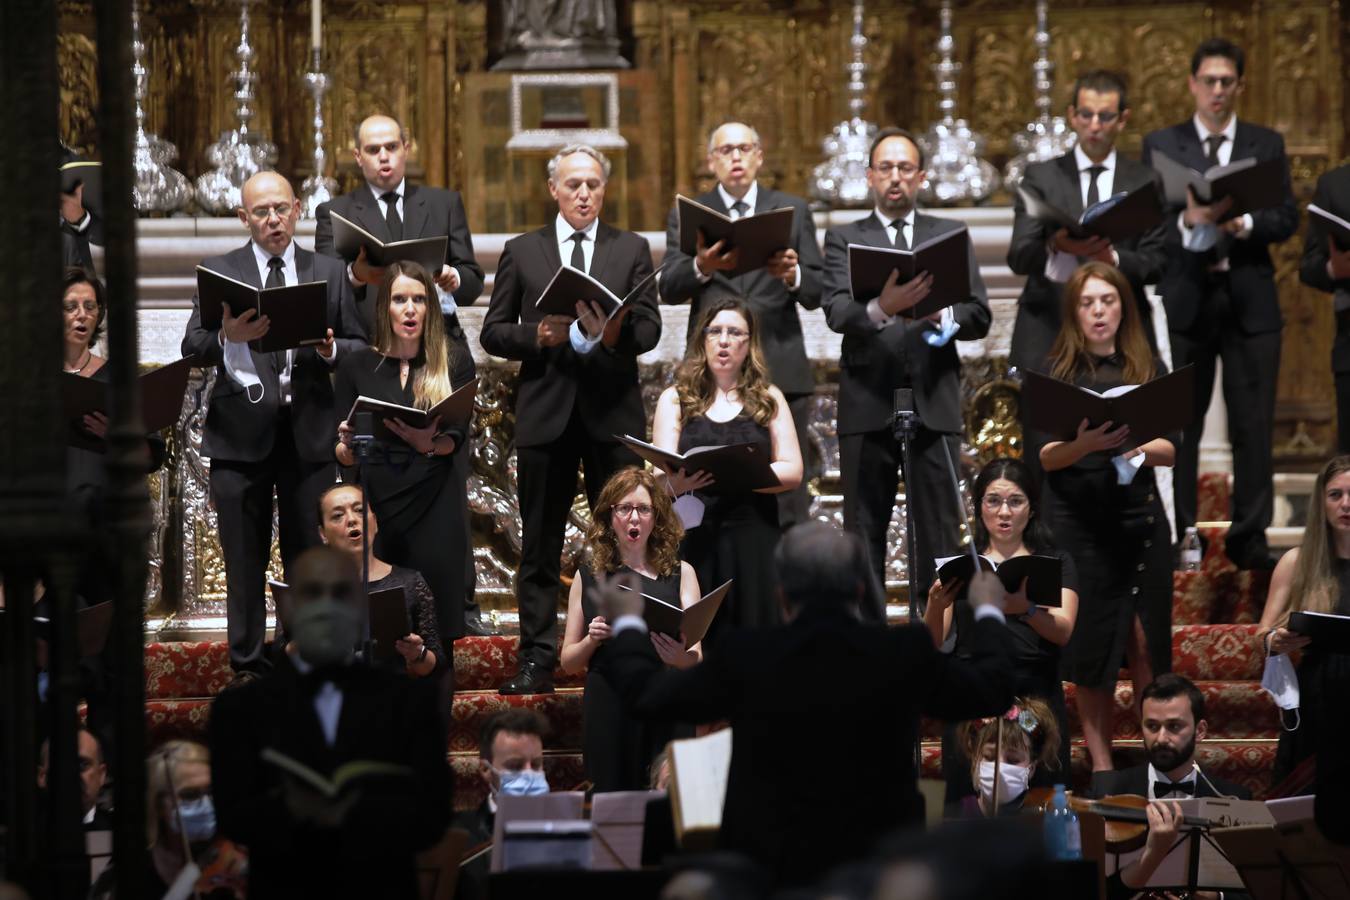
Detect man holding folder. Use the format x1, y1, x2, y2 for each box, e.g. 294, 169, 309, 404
182, 171, 364, 680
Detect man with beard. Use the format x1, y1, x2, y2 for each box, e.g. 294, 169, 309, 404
1089, 673, 1249, 800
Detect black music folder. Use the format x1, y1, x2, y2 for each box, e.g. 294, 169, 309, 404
62, 357, 195, 451
846, 226, 972, 319
616, 434, 780, 493
1309, 204, 1350, 252
676, 195, 796, 277
346, 377, 478, 445
328, 210, 448, 273
533, 264, 660, 319
619, 578, 732, 649
934, 554, 1063, 607
1151, 153, 1287, 220
1017, 181, 1164, 244
60, 158, 101, 197
367, 586, 413, 665
1289, 611, 1350, 652
1020, 365, 1195, 447
195, 267, 328, 354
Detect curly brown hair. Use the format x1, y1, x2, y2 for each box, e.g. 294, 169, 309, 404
674, 298, 777, 426
956, 696, 1062, 775
586, 467, 683, 578
1047, 260, 1155, 386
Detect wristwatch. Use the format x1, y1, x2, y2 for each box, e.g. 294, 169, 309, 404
415, 644, 428, 663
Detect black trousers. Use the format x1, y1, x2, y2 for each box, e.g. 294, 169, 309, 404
1170, 277, 1281, 563
515, 411, 638, 670
777, 391, 817, 530
210, 413, 334, 671
840, 426, 962, 622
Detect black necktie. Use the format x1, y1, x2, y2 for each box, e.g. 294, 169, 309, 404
265, 256, 286, 289
569, 232, 587, 273
892, 220, 909, 251
382, 190, 403, 241
1154, 780, 1196, 797
730, 200, 750, 219
1204, 134, 1226, 168
1085, 165, 1106, 209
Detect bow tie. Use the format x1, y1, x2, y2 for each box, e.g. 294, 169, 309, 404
1153, 779, 1196, 797
298, 664, 357, 693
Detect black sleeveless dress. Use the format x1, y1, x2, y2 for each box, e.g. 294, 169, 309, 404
678, 411, 782, 635
580, 565, 684, 792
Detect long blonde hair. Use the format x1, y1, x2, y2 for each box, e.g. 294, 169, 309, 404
372, 261, 454, 409
585, 467, 683, 578
1284, 455, 1350, 623
1047, 261, 1155, 386
674, 299, 777, 426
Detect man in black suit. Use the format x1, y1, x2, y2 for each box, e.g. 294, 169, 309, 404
660, 121, 824, 527
1090, 673, 1250, 800
595, 522, 1013, 887
1009, 70, 1167, 378
823, 128, 990, 616
480, 144, 661, 694
38, 727, 110, 830
315, 113, 490, 637
210, 546, 452, 900
1142, 38, 1299, 569
181, 171, 365, 677
1300, 163, 1350, 452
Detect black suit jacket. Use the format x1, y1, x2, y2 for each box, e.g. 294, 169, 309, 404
598, 604, 1013, 886
209, 655, 452, 900
479, 221, 661, 447
1300, 165, 1350, 372
822, 212, 990, 435
180, 242, 365, 463
1140, 120, 1299, 336
1089, 762, 1251, 800
1008, 154, 1169, 371
314, 183, 485, 337
659, 186, 824, 395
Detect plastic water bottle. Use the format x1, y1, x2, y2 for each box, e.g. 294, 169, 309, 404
1180, 527, 1202, 572
1043, 784, 1082, 860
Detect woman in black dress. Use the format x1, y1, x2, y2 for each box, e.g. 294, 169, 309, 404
1037, 260, 1176, 775
334, 261, 476, 652
1259, 454, 1350, 791
315, 482, 445, 678
926, 457, 1079, 802
560, 467, 702, 791
651, 299, 802, 632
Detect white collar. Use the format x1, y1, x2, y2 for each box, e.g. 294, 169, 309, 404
1192, 112, 1237, 145
1073, 144, 1117, 173
717, 181, 758, 214
368, 177, 407, 204
555, 213, 599, 244
1147, 761, 1198, 793
250, 239, 296, 271
873, 207, 916, 231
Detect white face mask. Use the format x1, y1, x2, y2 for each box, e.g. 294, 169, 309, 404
977, 760, 1031, 806
1261, 647, 1301, 730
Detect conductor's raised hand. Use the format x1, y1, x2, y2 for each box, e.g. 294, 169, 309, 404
536, 314, 572, 348
878, 269, 933, 317
592, 570, 643, 622
695, 231, 740, 275
352, 246, 387, 287
384, 415, 441, 455
221, 302, 270, 344
1073, 417, 1130, 453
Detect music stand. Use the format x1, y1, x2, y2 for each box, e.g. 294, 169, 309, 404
1209, 821, 1350, 900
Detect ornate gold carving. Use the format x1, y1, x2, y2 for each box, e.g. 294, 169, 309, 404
57, 32, 99, 154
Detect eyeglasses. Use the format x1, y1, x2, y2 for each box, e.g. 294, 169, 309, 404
870, 161, 921, 177
1071, 108, 1120, 125
712, 143, 759, 158
982, 494, 1029, 511
247, 203, 294, 221
703, 326, 749, 342
1196, 75, 1238, 90
613, 503, 654, 519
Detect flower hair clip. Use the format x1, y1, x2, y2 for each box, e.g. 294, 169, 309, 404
979, 704, 1040, 735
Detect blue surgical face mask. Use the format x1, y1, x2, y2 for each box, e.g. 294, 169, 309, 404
169, 795, 217, 843
496, 767, 549, 798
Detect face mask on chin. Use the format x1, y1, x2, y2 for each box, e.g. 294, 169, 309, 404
495, 767, 549, 798
977, 760, 1032, 807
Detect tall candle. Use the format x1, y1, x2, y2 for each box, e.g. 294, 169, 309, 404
310, 0, 321, 50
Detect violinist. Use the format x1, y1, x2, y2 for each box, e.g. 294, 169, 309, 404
953, 697, 1062, 817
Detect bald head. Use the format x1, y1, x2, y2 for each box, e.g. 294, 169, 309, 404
355, 115, 409, 192
237, 171, 298, 257
707, 122, 763, 198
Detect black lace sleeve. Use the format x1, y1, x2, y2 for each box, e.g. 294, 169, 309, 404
407, 571, 448, 675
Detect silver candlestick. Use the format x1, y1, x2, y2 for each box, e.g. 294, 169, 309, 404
131, 0, 190, 213
810, 1, 877, 208
918, 0, 999, 205
1004, 0, 1075, 188
194, 0, 277, 214
300, 48, 338, 218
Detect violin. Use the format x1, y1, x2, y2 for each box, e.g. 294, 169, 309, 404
1025, 788, 1214, 853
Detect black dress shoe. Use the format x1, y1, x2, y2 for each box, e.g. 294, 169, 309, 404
463, 616, 499, 637
498, 662, 554, 695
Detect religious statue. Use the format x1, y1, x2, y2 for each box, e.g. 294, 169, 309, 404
493, 0, 629, 70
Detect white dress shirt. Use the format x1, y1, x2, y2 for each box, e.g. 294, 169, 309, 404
1177, 114, 1253, 258
222, 241, 318, 405
560, 215, 608, 354
1146, 761, 1198, 799
692, 181, 801, 290
289, 652, 344, 748
862, 208, 956, 337
1044, 147, 1121, 283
